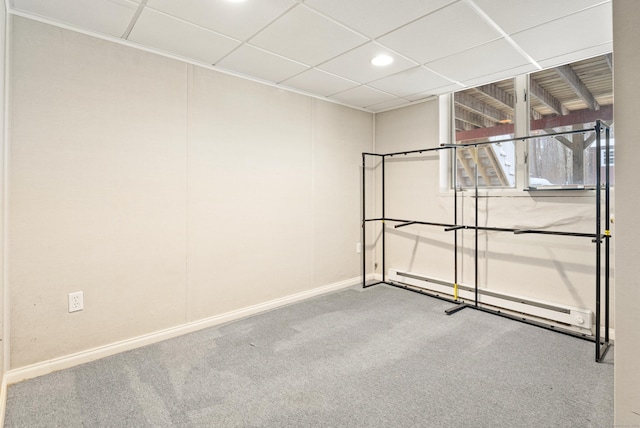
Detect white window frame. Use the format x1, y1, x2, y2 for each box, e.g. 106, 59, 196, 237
444, 75, 530, 194
443, 70, 610, 196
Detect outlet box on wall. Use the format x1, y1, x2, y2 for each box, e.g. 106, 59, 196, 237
68, 291, 84, 313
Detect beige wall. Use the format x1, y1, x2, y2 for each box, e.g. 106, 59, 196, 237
375, 92, 612, 326
1, 1, 6, 377
374, 101, 454, 281
8, 17, 372, 368
613, 0, 640, 424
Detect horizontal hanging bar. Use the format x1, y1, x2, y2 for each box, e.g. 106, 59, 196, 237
476, 226, 519, 233
393, 220, 457, 229
445, 127, 598, 149
514, 229, 598, 238
395, 221, 416, 228
365, 217, 605, 239
364, 144, 461, 158
385, 146, 448, 157
444, 225, 465, 232
364, 121, 609, 157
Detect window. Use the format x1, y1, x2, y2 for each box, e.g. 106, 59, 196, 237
528, 54, 614, 188
449, 54, 614, 189
453, 78, 515, 188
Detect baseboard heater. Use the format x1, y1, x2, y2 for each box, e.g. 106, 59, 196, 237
388, 269, 593, 335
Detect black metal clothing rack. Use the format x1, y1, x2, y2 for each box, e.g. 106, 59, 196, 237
361, 120, 612, 362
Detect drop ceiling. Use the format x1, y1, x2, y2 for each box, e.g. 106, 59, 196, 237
9, 0, 613, 112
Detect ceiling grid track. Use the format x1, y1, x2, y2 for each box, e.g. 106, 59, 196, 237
121, 0, 147, 40
7, 0, 612, 113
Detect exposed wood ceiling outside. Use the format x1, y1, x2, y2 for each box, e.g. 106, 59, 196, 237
454, 53, 613, 188
455, 54, 613, 137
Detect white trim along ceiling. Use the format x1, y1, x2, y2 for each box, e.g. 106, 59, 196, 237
8, 0, 612, 112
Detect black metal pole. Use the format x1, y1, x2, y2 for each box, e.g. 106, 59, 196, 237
595, 121, 602, 361
443, 127, 593, 150
454, 147, 459, 301
374, 127, 599, 158
605, 126, 611, 343
474, 147, 479, 307
362, 153, 366, 288
513, 229, 599, 238
382, 155, 386, 283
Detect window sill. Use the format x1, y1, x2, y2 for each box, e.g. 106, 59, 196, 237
525, 185, 593, 191
438, 187, 604, 198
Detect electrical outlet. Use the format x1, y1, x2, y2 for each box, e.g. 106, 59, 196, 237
68, 291, 84, 313
356, 243, 362, 253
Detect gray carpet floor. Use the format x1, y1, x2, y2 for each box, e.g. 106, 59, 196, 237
5, 285, 613, 427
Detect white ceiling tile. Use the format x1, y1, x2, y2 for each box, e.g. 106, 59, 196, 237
329, 85, 397, 109
367, 66, 454, 97
145, 0, 295, 41
511, 3, 612, 63
304, 0, 455, 38
537, 42, 613, 70
250, 5, 368, 66
128, 9, 241, 65
280, 69, 359, 97
216, 45, 309, 83
366, 98, 414, 113
472, 0, 608, 34
317, 42, 416, 84
12, 0, 138, 37
427, 39, 531, 83
405, 84, 463, 101
11, 0, 614, 111
378, 1, 500, 64
460, 63, 538, 88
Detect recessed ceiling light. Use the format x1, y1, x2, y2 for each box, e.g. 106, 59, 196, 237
371, 54, 394, 67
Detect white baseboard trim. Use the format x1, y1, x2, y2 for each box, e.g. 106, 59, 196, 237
5, 276, 361, 386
